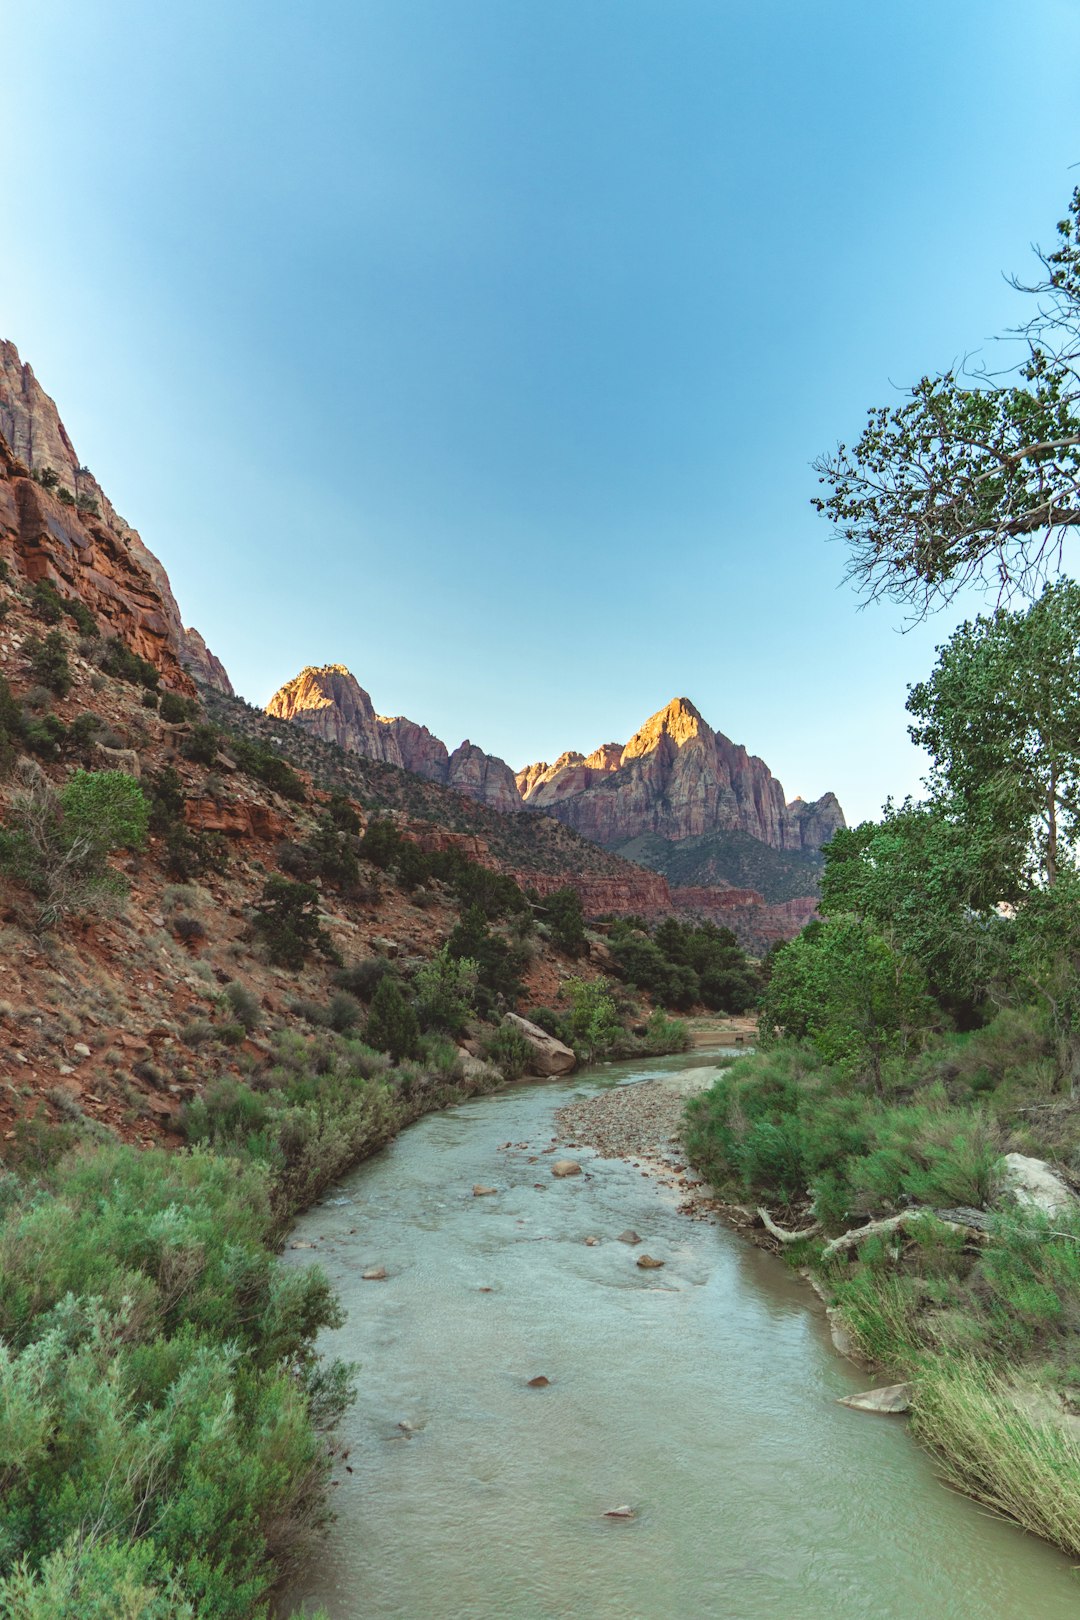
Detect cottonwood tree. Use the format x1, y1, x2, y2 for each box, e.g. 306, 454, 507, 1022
907, 580, 1080, 888
814, 187, 1080, 613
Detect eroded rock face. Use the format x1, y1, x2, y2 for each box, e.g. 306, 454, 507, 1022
518, 697, 845, 854
0, 340, 232, 694
266, 664, 525, 813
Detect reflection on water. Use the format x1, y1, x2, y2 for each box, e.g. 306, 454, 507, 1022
279, 1052, 1079, 1620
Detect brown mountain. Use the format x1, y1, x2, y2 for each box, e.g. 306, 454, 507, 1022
0, 339, 233, 694
266, 664, 524, 814
517, 696, 845, 852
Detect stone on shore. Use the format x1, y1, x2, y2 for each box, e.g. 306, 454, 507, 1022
505, 1013, 577, 1077
839, 1382, 912, 1414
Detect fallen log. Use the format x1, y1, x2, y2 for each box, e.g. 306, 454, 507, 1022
821, 1209, 989, 1261
757, 1207, 823, 1244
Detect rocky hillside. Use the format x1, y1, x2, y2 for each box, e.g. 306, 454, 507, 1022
518, 696, 845, 852
0, 340, 233, 694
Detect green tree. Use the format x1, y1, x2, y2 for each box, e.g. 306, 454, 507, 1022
564, 976, 622, 1058
760, 916, 931, 1089
814, 186, 1080, 614
543, 887, 586, 956
252, 875, 331, 968
365, 973, 419, 1060
907, 581, 1080, 888
412, 946, 478, 1035
24, 629, 72, 697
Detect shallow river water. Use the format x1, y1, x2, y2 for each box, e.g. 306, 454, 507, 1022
280, 1050, 1080, 1620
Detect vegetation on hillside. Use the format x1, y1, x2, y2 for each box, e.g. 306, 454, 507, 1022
615, 828, 825, 903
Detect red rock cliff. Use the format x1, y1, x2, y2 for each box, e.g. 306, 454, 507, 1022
0, 340, 233, 694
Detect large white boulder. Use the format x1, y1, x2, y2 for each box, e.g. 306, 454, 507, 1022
997, 1153, 1077, 1219
504, 1013, 576, 1077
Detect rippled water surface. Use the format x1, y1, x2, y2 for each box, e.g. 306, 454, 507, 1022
280, 1051, 1080, 1620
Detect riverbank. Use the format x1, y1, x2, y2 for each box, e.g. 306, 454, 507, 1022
681, 1025, 1080, 1562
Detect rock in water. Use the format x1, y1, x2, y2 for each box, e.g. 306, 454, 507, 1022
839, 1383, 912, 1414
361, 1265, 388, 1281
527, 1375, 551, 1388
636, 1254, 664, 1269
551, 1159, 582, 1178
603, 1505, 636, 1519
617, 1229, 642, 1245
472, 1184, 498, 1196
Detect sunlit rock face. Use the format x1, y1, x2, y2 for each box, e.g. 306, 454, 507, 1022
0, 339, 234, 694
266, 664, 525, 812
517, 697, 845, 852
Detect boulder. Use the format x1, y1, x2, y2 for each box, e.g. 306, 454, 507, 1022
472, 1185, 498, 1197
839, 1382, 912, 1414
551, 1159, 582, 1178
361, 1265, 388, 1281
997, 1153, 1077, 1218
636, 1254, 664, 1269
504, 1013, 576, 1077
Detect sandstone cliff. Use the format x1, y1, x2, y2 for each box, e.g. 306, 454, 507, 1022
518, 696, 845, 853
266, 664, 525, 813
0, 340, 233, 694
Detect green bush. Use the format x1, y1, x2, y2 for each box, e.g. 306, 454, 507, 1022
222, 980, 262, 1033
481, 1021, 533, 1080
252, 876, 335, 969
412, 946, 477, 1035
98, 636, 160, 692
365, 974, 420, 1061
0, 1142, 349, 1615
0, 766, 149, 928
23, 630, 72, 697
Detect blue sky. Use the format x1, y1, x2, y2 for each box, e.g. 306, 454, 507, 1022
4, 1, 1080, 822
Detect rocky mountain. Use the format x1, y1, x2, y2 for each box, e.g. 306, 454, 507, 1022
266, 664, 524, 814
517, 696, 845, 854
0, 340, 233, 694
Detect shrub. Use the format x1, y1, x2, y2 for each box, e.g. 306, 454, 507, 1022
412, 946, 477, 1035
97, 636, 160, 691
482, 1021, 533, 1080
159, 690, 196, 723
23, 630, 72, 697
365, 974, 419, 1061
332, 956, 395, 1000
564, 976, 622, 1059
181, 723, 220, 766
28, 580, 64, 624
0, 766, 149, 928
222, 980, 262, 1033
326, 991, 363, 1034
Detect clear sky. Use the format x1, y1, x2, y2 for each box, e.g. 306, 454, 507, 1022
4, 2, 1080, 822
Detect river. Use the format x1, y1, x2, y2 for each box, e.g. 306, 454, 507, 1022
280, 1049, 1079, 1619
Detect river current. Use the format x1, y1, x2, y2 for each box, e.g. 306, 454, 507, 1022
280, 1050, 1079, 1620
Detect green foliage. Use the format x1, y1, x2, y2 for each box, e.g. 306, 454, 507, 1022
813, 185, 1080, 612
564, 976, 622, 1059
365, 974, 420, 1061
222, 980, 262, 1033
251, 876, 334, 969
23, 629, 72, 697
98, 637, 160, 691
481, 1021, 533, 1080
359, 817, 526, 917
760, 915, 931, 1086
608, 915, 759, 1012
159, 690, 198, 724
412, 947, 477, 1035
0, 1142, 349, 1616
446, 905, 525, 1012
28, 580, 64, 624
0, 767, 148, 928
145, 766, 226, 881
230, 736, 306, 802
180, 723, 220, 766
541, 886, 586, 955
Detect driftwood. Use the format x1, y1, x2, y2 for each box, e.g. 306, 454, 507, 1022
821, 1209, 989, 1261
756, 1207, 822, 1244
